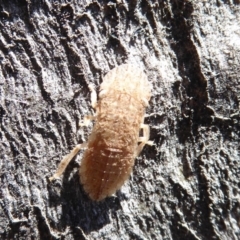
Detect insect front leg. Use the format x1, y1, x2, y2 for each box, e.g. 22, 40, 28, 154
79, 84, 97, 127
88, 84, 97, 109
49, 142, 87, 181
136, 124, 154, 157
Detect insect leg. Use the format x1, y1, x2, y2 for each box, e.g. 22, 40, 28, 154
49, 142, 87, 181
79, 84, 97, 127
136, 124, 154, 156
79, 115, 95, 127
88, 84, 97, 109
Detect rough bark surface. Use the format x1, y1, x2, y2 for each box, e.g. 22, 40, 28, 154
0, 0, 239, 239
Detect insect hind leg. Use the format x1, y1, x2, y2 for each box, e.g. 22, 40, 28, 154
49, 142, 87, 182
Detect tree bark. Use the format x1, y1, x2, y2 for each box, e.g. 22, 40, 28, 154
0, 0, 239, 239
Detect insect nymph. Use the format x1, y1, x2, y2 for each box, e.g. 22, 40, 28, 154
49, 64, 153, 201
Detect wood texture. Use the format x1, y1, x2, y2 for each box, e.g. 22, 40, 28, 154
0, 1, 239, 239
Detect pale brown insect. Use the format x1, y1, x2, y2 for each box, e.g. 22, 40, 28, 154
49, 64, 153, 201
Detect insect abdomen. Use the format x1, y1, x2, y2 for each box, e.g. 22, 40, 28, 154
80, 93, 144, 201
80, 143, 135, 201
80, 64, 151, 201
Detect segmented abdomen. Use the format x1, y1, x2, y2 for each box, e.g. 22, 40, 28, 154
80, 94, 144, 201
80, 138, 135, 201
79, 64, 150, 201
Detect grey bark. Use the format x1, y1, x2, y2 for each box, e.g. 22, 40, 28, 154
0, 0, 239, 239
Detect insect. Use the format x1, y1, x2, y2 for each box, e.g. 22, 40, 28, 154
49, 64, 153, 201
